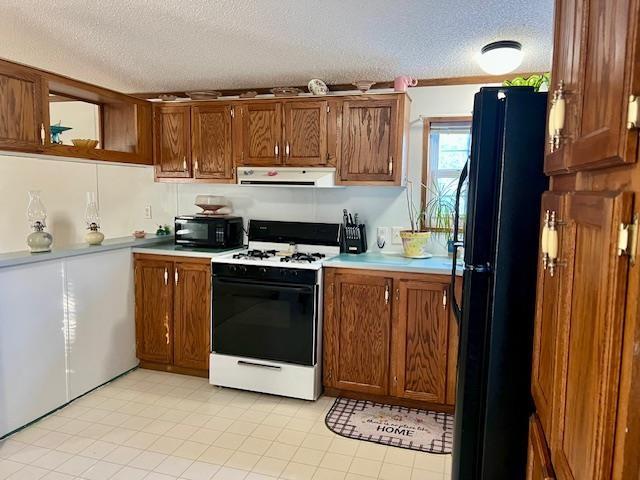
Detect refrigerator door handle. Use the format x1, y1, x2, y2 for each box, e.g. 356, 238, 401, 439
450, 160, 469, 325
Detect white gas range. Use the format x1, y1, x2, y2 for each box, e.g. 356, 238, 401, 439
209, 220, 341, 400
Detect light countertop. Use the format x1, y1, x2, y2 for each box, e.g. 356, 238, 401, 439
132, 243, 243, 259
0, 235, 172, 269
323, 252, 463, 276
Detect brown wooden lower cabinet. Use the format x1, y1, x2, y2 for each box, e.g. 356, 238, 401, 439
527, 415, 555, 480
323, 267, 457, 410
134, 254, 211, 377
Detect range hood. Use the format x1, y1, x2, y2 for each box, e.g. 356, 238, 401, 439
237, 167, 336, 187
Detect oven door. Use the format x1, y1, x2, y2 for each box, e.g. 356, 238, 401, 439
212, 276, 317, 366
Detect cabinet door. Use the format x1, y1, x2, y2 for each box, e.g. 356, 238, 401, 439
552, 191, 632, 480
173, 260, 211, 371
154, 105, 191, 178
340, 99, 398, 183
569, 0, 638, 170
391, 279, 449, 404
527, 415, 556, 480
0, 61, 45, 152
544, 0, 582, 174
134, 257, 174, 364
323, 269, 392, 395
283, 101, 327, 166
531, 192, 571, 440
238, 102, 282, 165
192, 104, 234, 180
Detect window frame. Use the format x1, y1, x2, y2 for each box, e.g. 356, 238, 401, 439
421, 116, 472, 229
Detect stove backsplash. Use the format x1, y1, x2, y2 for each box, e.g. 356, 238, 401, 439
175, 183, 449, 256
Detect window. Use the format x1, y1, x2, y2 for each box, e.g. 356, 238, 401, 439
422, 117, 472, 231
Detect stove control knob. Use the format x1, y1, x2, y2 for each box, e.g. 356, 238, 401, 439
259, 267, 267, 274
290, 269, 299, 277
229, 265, 238, 273
239, 265, 248, 274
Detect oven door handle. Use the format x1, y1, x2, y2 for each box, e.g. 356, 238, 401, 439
213, 276, 315, 292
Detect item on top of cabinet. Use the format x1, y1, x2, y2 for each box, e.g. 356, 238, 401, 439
239, 91, 258, 98
308, 79, 329, 95
186, 90, 221, 100
352, 80, 376, 92
158, 94, 177, 101
26, 190, 53, 253
340, 209, 367, 254
502, 72, 550, 92
271, 87, 302, 97
71, 139, 99, 150
132, 230, 146, 239
394, 75, 418, 92
84, 192, 104, 246
194, 194, 229, 215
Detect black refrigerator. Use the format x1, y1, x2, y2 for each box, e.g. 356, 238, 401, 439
450, 87, 548, 480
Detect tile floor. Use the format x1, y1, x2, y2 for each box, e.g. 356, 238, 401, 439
0, 369, 451, 480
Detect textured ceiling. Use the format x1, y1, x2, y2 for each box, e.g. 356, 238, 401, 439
0, 0, 554, 93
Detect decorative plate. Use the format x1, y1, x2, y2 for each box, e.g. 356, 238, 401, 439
352, 80, 376, 93
239, 91, 258, 98
308, 79, 329, 95
158, 94, 177, 101
186, 91, 221, 100
271, 87, 302, 97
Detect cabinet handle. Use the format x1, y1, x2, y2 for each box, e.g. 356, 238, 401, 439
442, 288, 447, 309
549, 81, 567, 152
230, 106, 235, 118
546, 210, 565, 277
384, 284, 390, 305
183, 157, 187, 171
389, 157, 393, 175
395, 288, 400, 301
628, 95, 639, 130
165, 317, 170, 345
174, 269, 179, 286
285, 142, 290, 157
194, 159, 198, 172
164, 268, 168, 285
40, 123, 45, 145
541, 210, 550, 270
274, 143, 279, 158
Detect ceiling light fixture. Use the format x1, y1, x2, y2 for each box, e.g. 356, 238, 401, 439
478, 40, 523, 75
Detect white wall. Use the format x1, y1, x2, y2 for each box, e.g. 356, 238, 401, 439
0, 84, 485, 255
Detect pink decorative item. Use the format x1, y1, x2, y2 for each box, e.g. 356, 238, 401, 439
394, 75, 418, 92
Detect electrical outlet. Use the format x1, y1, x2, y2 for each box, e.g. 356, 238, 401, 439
392, 227, 403, 244
376, 227, 389, 248
144, 205, 152, 219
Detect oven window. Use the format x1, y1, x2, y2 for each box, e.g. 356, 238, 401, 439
212, 278, 316, 366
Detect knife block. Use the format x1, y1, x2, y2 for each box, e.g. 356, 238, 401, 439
341, 224, 367, 254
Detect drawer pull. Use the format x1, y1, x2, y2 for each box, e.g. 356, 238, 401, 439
237, 360, 281, 370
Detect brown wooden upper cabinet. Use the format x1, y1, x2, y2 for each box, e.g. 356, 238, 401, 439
237, 100, 328, 167
134, 254, 211, 376
283, 101, 328, 165
237, 102, 282, 166
545, 0, 640, 173
191, 104, 234, 180
339, 97, 407, 185
154, 104, 192, 178
0, 60, 45, 152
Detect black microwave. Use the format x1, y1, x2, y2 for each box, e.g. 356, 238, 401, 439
174, 215, 244, 249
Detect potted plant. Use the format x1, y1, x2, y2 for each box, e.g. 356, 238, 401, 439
400, 179, 457, 258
